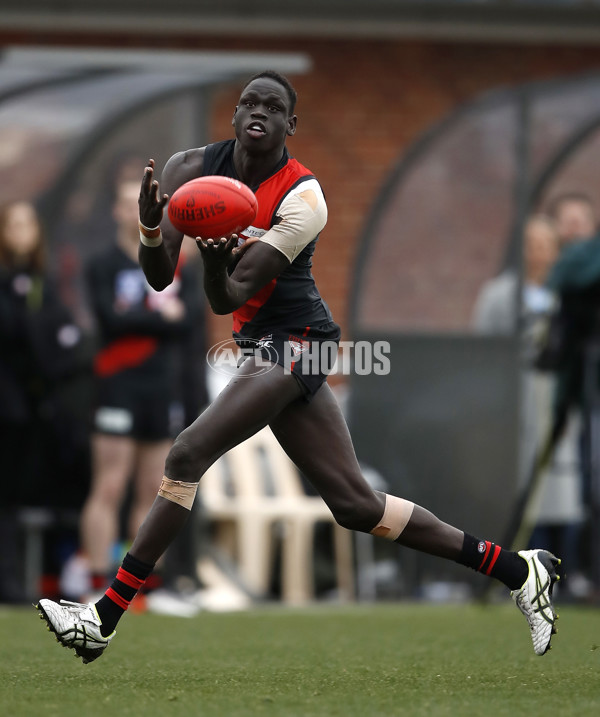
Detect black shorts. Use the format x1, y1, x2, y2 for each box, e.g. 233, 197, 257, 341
236, 322, 341, 401
93, 375, 183, 441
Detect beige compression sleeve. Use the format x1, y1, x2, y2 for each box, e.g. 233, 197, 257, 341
259, 178, 327, 262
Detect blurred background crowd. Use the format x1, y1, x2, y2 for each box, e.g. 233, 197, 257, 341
2, 0, 600, 611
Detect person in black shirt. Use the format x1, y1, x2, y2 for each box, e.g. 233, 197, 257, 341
77, 177, 203, 598
0, 200, 86, 601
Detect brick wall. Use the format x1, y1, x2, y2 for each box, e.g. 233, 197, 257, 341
3, 31, 600, 344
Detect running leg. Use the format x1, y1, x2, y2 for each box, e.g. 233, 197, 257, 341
269, 383, 465, 558
269, 384, 559, 655
90, 360, 303, 637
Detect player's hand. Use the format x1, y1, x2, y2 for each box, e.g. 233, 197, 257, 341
196, 234, 239, 271
232, 237, 260, 257
139, 159, 169, 229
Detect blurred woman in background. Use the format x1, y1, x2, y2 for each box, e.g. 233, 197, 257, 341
0, 201, 89, 603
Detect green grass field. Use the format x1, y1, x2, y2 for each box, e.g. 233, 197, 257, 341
2, 602, 599, 717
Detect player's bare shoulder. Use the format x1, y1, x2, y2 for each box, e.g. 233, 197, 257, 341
161, 147, 206, 196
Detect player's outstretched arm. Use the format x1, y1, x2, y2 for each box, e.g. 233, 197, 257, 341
138, 152, 203, 291
138, 158, 177, 290
198, 237, 289, 315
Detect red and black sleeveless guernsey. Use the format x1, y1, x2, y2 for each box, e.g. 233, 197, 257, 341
202, 139, 338, 341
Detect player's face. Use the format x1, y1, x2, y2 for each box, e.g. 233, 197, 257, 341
232, 78, 297, 154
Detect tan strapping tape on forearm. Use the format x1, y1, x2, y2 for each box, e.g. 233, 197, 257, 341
370, 494, 415, 540
158, 476, 199, 510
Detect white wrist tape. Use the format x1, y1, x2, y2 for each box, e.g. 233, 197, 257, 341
158, 476, 199, 510
139, 220, 163, 247
370, 494, 415, 540
139, 229, 163, 247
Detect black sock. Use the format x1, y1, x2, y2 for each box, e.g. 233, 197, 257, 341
456, 533, 528, 590
95, 553, 154, 636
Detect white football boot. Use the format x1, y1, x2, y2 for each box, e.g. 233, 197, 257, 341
37, 599, 115, 664
511, 549, 561, 656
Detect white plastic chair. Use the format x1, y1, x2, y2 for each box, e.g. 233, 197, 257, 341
199, 427, 355, 604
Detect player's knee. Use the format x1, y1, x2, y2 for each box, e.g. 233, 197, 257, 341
331, 495, 382, 533
164, 434, 206, 483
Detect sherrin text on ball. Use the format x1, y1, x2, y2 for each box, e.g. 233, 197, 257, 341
167, 175, 258, 239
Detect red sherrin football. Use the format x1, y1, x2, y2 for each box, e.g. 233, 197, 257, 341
168, 176, 258, 239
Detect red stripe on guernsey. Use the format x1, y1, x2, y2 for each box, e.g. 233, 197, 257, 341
232, 279, 277, 334
105, 586, 131, 610
94, 336, 158, 377
116, 567, 145, 590
477, 541, 492, 571
485, 544, 502, 575
232, 157, 313, 335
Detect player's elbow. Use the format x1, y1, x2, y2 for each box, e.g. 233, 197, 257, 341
148, 275, 173, 292
141, 262, 175, 292
206, 285, 248, 315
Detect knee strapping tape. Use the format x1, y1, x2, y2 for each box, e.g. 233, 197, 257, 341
370, 494, 415, 541
158, 476, 199, 510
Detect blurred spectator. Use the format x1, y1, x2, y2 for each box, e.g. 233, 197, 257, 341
174, 237, 210, 427
472, 214, 558, 343
160, 237, 211, 597
544, 212, 600, 597
0, 201, 89, 602
473, 215, 587, 595
472, 215, 559, 473
547, 192, 597, 249
54, 152, 159, 332
70, 175, 205, 605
